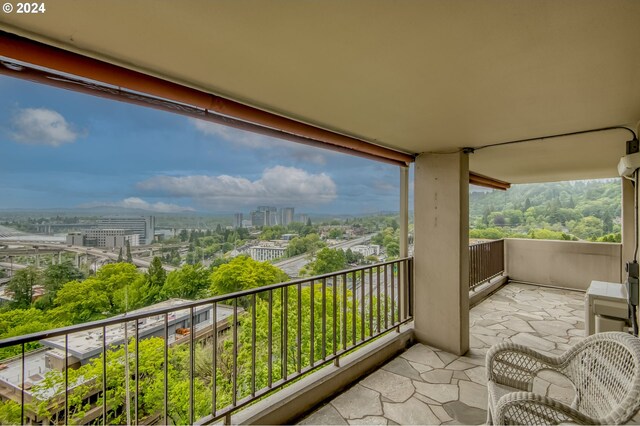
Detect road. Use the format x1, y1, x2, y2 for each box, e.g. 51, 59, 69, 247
274, 234, 376, 277
0, 261, 28, 271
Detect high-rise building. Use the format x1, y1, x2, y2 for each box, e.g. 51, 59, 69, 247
233, 213, 243, 228
251, 210, 266, 227
299, 214, 310, 224
97, 216, 155, 244
280, 207, 294, 226
257, 206, 278, 226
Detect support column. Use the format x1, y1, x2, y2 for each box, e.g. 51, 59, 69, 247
622, 178, 635, 282
414, 152, 469, 355
399, 166, 410, 321
400, 166, 409, 258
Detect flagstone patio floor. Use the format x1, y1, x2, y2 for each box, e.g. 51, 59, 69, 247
298, 282, 622, 425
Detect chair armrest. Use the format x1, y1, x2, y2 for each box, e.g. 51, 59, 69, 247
494, 391, 597, 425
486, 341, 562, 390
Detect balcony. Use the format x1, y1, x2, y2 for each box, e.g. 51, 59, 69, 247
299, 282, 586, 425
1, 4, 640, 423
3, 238, 634, 425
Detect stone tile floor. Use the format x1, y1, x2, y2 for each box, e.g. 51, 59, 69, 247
299, 283, 593, 425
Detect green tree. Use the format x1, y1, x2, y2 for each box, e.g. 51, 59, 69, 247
344, 248, 364, 265
210, 256, 288, 297
386, 241, 400, 258
125, 240, 133, 264
488, 212, 506, 227
503, 209, 523, 226
0, 308, 61, 359
52, 278, 111, 323
469, 228, 505, 239
597, 232, 622, 243
39, 261, 84, 308
7, 266, 41, 308
162, 263, 210, 299
27, 337, 209, 425
284, 234, 326, 257
328, 228, 343, 239
528, 229, 574, 241
117, 247, 123, 263
570, 216, 605, 240
52, 263, 145, 323
0, 400, 21, 425
143, 257, 167, 305
302, 248, 347, 276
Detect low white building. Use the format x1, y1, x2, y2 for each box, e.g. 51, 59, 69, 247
248, 245, 286, 261
345, 244, 380, 257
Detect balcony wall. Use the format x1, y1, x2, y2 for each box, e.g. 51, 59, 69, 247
504, 238, 622, 290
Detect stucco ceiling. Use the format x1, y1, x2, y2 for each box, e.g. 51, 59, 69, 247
2, 0, 640, 183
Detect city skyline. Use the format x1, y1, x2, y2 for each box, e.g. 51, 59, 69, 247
0, 76, 406, 215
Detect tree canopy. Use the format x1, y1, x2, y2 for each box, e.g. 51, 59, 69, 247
210, 256, 288, 296
470, 179, 622, 242
300, 248, 347, 276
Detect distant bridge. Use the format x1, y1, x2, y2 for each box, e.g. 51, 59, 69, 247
0, 242, 177, 272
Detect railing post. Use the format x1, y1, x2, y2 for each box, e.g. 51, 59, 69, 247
468, 239, 506, 291
408, 258, 414, 318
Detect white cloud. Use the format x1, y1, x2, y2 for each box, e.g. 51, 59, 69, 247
190, 119, 328, 165
82, 197, 195, 213
191, 119, 287, 149
11, 108, 80, 147
137, 166, 337, 207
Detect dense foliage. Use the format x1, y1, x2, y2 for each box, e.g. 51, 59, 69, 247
469, 179, 622, 242
0, 255, 394, 425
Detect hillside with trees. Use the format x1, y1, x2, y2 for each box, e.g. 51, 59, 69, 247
469, 179, 622, 242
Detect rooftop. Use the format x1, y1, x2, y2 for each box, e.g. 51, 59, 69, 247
42, 298, 234, 358
0, 299, 237, 397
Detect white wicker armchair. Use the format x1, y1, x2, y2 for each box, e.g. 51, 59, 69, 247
486, 331, 640, 425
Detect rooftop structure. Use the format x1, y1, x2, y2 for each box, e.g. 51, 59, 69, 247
0, 299, 238, 401
41, 299, 234, 360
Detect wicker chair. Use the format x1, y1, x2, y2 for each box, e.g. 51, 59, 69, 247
486, 331, 640, 425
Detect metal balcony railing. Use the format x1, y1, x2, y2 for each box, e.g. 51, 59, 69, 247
469, 240, 504, 291
0, 257, 413, 425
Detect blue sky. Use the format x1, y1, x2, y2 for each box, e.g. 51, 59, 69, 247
0, 75, 404, 215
